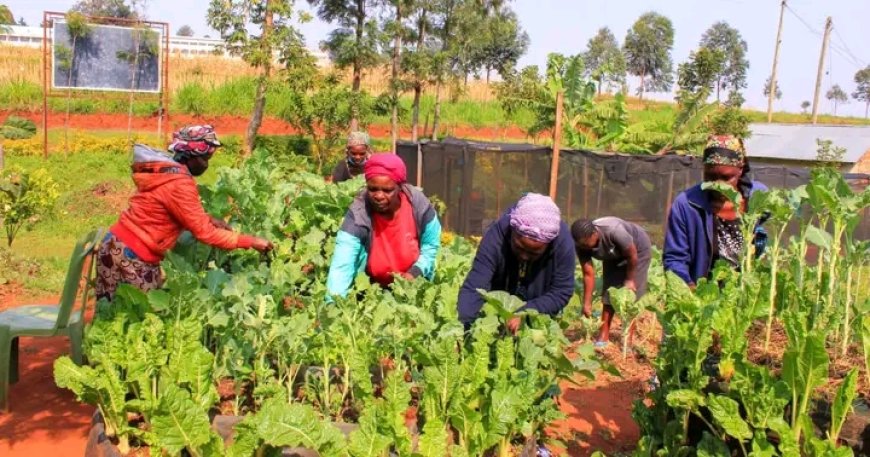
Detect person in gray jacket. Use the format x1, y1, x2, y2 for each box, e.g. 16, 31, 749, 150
572, 217, 651, 346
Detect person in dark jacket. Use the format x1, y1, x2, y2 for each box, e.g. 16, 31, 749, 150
572, 217, 652, 346
663, 134, 768, 287
331, 131, 372, 183
457, 193, 576, 331
326, 153, 442, 298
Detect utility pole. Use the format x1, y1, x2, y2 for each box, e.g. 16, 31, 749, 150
811, 17, 833, 125
767, 0, 787, 123
549, 91, 564, 200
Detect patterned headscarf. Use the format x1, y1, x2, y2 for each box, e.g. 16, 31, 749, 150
364, 153, 407, 184
168, 125, 221, 160
509, 193, 562, 243
703, 134, 746, 168
347, 131, 371, 148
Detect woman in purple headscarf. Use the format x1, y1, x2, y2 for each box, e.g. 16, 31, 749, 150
457, 193, 576, 331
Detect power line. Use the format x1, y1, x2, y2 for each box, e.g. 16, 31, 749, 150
784, 4, 821, 36
832, 28, 867, 68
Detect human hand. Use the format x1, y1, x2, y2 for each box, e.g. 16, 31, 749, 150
506, 316, 522, 335
582, 303, 593, 318
624, 279, 637, 292
399, 272, 415, 281
251, 237, 274, 253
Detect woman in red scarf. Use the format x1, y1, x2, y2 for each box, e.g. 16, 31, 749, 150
326, 154, 442, 298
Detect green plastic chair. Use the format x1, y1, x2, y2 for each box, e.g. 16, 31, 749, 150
0, 228, 104, 412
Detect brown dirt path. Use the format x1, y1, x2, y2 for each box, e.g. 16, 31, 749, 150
0, 290, 92, 457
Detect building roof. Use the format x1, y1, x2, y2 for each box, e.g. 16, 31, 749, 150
746, 123, 870, 163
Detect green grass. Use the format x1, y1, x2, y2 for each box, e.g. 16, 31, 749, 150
4, 146, 237, 293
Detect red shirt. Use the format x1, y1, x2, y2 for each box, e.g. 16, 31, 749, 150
367, 193, 420, 287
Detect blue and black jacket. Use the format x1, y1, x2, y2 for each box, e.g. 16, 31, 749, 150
326, 184, 442, 298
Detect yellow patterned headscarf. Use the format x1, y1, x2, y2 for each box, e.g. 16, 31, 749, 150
703, 135, 746, 168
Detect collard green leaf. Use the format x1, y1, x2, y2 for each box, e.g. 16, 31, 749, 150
227, 415, 262, 457
416, 418, 449, 457
706, 395, 752, 440
348, 408, 391, 457
149, 384, 213, 456
829, 368, 858, 443
253, 398, 347, 456
665, 389, 706, 411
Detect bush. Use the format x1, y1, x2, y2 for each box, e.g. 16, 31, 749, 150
0, 167, 60, 247
253, 134, 311, 158
3, 131, 154, 156
0, 80, 41, 111
2, 116, 37, 139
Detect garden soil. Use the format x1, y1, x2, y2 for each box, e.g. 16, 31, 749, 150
1, 111, 530, 142
0, 288, 649, 457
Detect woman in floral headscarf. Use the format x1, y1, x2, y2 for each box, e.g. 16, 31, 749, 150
663, 135, 768, 287
96, 125, 273, 301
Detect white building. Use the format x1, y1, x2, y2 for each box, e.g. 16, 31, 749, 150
0, 25, 329, 66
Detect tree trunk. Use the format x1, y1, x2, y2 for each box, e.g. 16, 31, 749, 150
245, 1, 273, 155
486, 67, 491, 84
412, 84, 422, 142
716, 78, 721, 102
865, 101, 868, 119
597, 75, 603, 96
432, 80, 442, 140
350, 0, 365, 131
411, 9, 427, 143
390, 1, 402, 153
638, 69, 645, 101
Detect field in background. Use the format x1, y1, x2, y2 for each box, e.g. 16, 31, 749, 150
3, 44, 869, 134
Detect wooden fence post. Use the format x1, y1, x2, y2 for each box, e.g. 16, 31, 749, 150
548, 90, 564, 200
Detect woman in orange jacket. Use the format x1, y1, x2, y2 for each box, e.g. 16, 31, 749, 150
96, 125, 273, 300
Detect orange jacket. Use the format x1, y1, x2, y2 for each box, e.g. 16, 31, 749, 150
111, 145, 253, 263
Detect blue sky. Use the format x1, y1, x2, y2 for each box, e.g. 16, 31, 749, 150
10, 0, 870, 118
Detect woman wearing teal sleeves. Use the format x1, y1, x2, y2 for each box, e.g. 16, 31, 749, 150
326, 153, 442, 299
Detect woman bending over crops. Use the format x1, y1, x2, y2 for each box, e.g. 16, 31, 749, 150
330, 131, 372, 183
457, 193, 576, 332
96, 126, 273, 301
326, 153, 442, 298
572, 217, 652, 346
663, 135, 768, 287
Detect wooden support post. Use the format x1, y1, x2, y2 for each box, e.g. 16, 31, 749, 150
416, 143, 423, 187
583, 156, 589, 218
595, 168, 604, 215
767, 0, 786, 123
811, 17, 833, 125
548, 91, 564, 200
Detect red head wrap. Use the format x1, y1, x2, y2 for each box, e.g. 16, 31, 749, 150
364, 153, 407, 184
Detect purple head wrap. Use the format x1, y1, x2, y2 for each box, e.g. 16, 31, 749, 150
509, 193, 562, 243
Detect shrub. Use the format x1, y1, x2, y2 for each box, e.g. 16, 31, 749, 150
2, 116, 37, 140
0, 167, 60, 246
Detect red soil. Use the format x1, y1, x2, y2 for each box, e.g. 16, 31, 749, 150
0, 291, 92, 457
2, 110, 531, 142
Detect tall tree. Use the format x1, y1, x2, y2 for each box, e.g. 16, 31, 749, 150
763, 76, 782, 100
16, 16, 25, 26
71, 0, 137, 18
623, 12, 675, 100
474, 5, 528, 83
308, 0, 382, 131
0, 5, 13, 25
402, 0, 439, 141
801, 100, 811, 114
175, 24, 194, 36
583, 27, 626, 95
852, 66, 870, 118
676, 47, 725, 101
383, 0, 414, 150
699, 21, 749, 101
208, 0, 309, 154
826, 84, 848, 115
